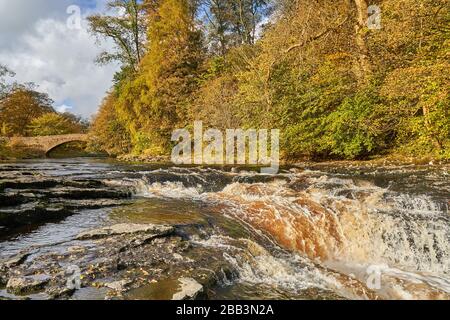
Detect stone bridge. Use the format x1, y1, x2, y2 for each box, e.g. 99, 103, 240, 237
4, 134, 89, 155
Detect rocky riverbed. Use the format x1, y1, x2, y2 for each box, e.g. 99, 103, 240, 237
1, 159, 449, 300
0, 160, 237, 300
0, 163, 136, 234
0, 221, 237, 300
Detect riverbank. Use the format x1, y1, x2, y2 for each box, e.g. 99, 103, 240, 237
2, 135, 448, 165
3, 147, 449, 171
0, 140, 41, 160
115, 153, 449, 169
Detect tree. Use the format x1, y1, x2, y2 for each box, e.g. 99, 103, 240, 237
60, 112, 90, 133
88, 0, 449, 160
88, 93, 132, 156
27, 113, 83, 137
0, 65, 11, 79
87, 0, 149, 73
0, 65, 15, 99
201, 0, 272, 55
114, 0, 204, 154
227, 0, 271, 46
221, 0, 449, 160
372, 0, 450, 156
0, 86, 55, 136
201, 0, 233, 55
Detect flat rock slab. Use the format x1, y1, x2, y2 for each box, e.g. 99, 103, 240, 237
6, 275, 51, 295
104, 279, 133, 292
2, 253, 31, 268
58, 199, 131, 210
172, 278, 204, 300
76, 223, 175, 240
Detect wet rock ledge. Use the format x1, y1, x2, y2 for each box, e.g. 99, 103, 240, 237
0, 174, 133, 233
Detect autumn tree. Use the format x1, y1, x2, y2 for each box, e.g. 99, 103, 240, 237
60, 112, 90, 133
0, 85, 55, 136
208, 0, 449, 160
201, 0, 272, 55
114, 0, 204, 155
227, 0, 271, 45
88, 0, 149, 77
89, 0, 449, 160
89, 93, 132, 156
372, 0, 450, 156
27, 113, 84, 137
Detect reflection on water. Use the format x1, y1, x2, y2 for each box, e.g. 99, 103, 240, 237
212, 282, 344, 300
109, 199, 207, 226
0, 208, 110, 258
126, 278, 184, 300
0, 158, 449, 300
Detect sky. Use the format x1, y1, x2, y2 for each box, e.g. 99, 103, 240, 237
0, 0, 118, 118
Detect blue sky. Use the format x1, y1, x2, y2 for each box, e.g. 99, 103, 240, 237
0, 0, 118, 118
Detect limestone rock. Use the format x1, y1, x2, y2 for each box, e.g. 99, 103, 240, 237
76, 223, 175, 240
172, 278, 204, 301
104, 280, 132, 292
4, 253, 31, 268
6, 275, 51, 295
46, 286, 76, 299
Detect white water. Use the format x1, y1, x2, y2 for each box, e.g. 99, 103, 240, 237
132, 167, 450, 299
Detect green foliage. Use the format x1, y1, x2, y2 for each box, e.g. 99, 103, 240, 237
87, 0, 147, 71
0, 86, 55, 136
324, 93, 381, 159
27, 113, 82, 137
88, 93, 132, 156
110, 0, 204, 154
89, 0, 450, 162
203, 0, 273, 55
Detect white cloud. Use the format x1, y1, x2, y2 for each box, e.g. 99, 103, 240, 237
56, 104, 73, 113
0, 0, 117, 118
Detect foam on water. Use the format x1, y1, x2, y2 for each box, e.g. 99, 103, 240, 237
134, 168, 450, 299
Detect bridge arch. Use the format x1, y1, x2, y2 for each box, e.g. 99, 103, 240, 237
45, 138, 88, 156
4, 134, 89, 156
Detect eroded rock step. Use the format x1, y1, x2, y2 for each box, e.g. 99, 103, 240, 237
0, 178, 106, 192
0, 193, 28, 207
0, 179, 61, 192
0, 176, 134, 232
7, 187, 132, 201
0, 203, 70, 229
0, 199, 132, 231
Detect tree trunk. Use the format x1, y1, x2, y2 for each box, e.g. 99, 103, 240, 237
353, 0, 372, 83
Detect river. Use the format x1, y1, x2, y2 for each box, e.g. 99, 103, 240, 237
0, 158, 449, 300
